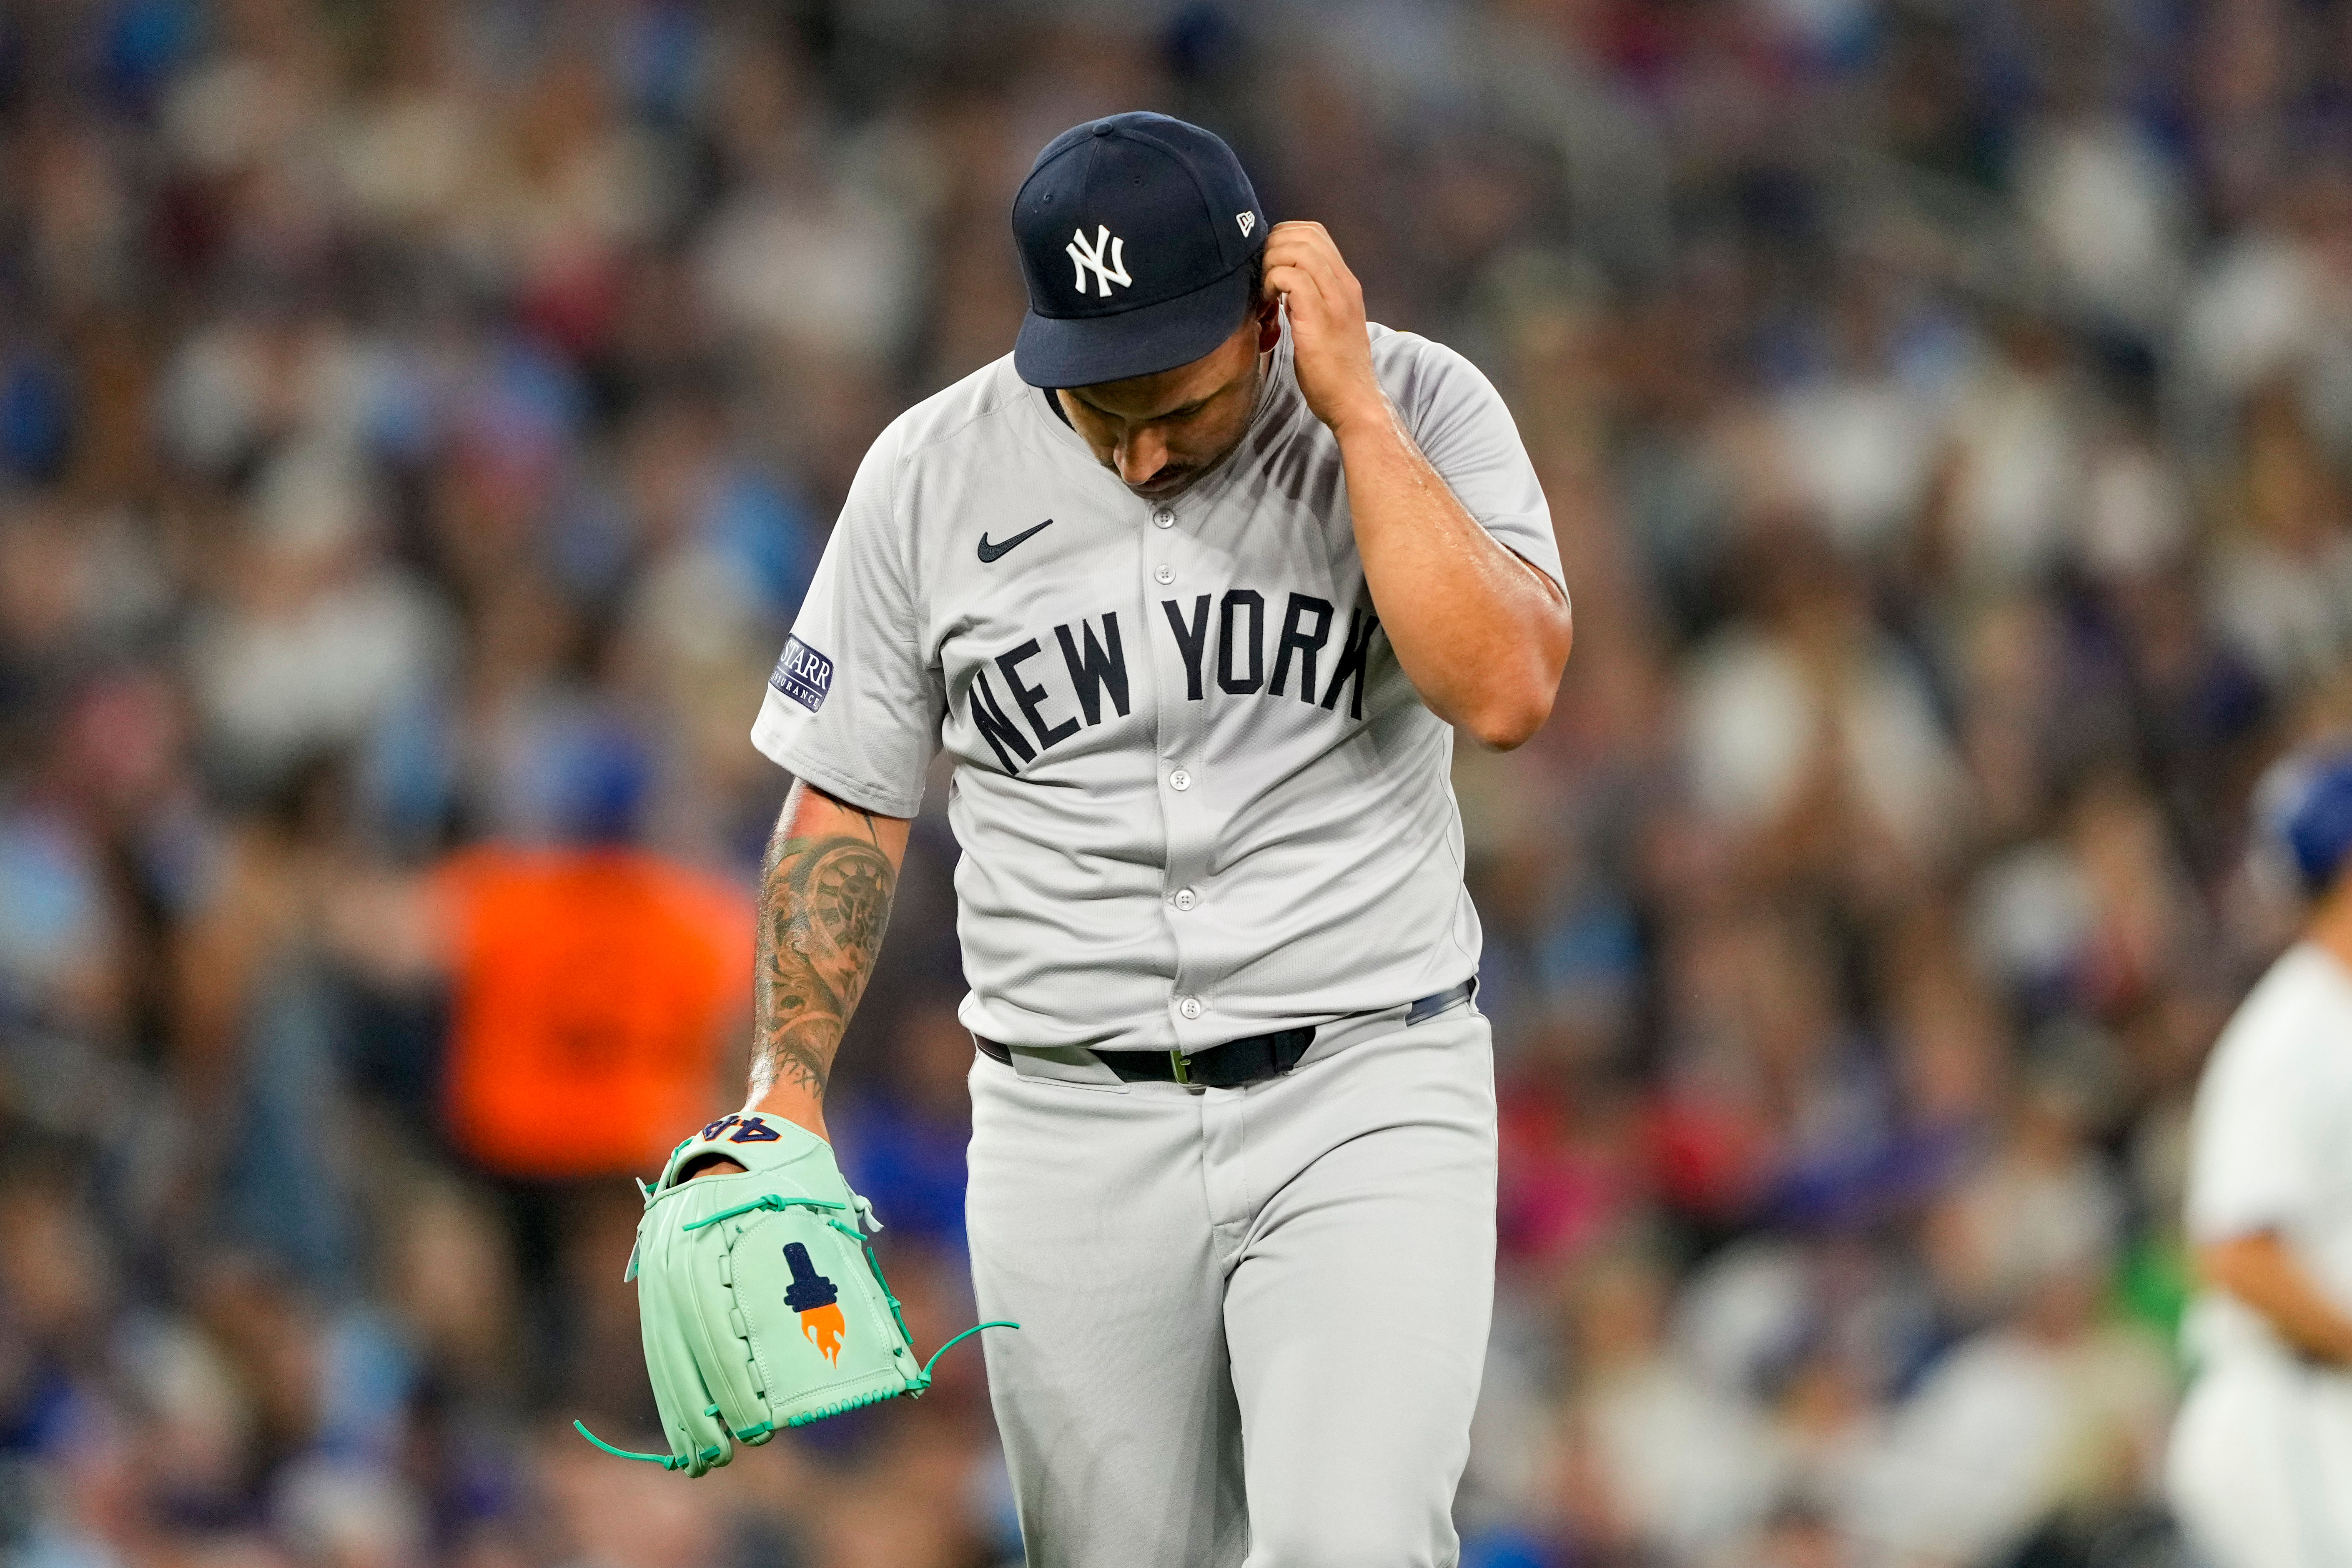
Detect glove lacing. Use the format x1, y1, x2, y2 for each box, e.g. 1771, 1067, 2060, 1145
575, 1189, 1018, 1469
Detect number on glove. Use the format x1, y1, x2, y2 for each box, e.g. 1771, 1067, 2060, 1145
697, 1112, 783, 1144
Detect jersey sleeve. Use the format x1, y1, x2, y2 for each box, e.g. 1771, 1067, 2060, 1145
2184, 989, 2318, 1243
749, 421, 943, 818
1379, 331, 1565, 594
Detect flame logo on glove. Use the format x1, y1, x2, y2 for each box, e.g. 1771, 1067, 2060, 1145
782, 1242, 846, 1365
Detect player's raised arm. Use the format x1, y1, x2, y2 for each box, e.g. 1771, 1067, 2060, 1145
745, 778, 912, 1141
1264, 220, 1572, 751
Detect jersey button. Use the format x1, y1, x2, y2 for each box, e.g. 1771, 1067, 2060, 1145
1154, 564, 1174, 584
1172, 888, 1197, 911
1179, 996, 1204, 1019
1169, 768, 1192, 791
1151, 507, 1175, 529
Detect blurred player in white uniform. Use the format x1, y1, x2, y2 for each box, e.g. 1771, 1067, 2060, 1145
2169, 748, 2352, 1568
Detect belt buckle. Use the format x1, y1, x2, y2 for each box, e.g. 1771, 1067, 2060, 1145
1168, 1047, 1204, 1093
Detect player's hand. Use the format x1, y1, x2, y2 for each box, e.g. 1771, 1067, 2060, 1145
1262, 221, 1386, 437
581, 1111, 930, 1474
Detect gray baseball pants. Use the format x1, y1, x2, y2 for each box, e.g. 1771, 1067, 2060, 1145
965, 1001, 1497, 1568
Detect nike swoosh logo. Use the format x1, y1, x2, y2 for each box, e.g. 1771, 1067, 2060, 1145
978, 519, 1053, 562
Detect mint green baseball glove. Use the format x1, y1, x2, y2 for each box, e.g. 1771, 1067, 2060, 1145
574, 1111, 1013, 1475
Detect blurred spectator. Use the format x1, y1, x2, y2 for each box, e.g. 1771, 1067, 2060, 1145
435, 733, 749, 1183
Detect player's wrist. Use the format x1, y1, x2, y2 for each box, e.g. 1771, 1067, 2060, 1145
745, 1089, 829, 1144
1321, 386, 1394, 444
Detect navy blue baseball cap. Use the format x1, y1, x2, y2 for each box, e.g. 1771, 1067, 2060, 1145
2255, 746, 2352, 896
1011, 112, 1268, 389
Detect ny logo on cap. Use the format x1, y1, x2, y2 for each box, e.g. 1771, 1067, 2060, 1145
1067, 225, 1132, 297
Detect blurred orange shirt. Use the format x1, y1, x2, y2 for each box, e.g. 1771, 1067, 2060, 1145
436, 845, 752, 1179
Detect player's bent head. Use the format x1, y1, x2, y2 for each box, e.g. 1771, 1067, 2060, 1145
2254, 744, 2352, 903
1009, 112, 1269, 389
1053, 288, 1278, 499
1008, 112, 1279, 499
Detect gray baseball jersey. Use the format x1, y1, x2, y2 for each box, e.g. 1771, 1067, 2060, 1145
750, 323, 1561, 1053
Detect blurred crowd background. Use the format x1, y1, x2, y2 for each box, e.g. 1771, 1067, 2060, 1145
4, 0, 2352, 1564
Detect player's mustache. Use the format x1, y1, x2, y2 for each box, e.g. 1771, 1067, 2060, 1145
1114, 460, 1199, 497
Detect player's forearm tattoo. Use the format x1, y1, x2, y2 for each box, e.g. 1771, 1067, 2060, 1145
749, 803, 895, 1104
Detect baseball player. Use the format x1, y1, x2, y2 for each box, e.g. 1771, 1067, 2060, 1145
619, 112, 1572, 1566
2168, 748, 2352, 1568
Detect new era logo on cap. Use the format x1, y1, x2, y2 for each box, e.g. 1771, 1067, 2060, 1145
1011, 112, 1268, 388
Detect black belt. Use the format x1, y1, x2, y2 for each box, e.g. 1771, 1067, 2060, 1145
975, 979, 1474, 1091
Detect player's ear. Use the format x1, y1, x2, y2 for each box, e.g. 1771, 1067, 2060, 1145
1253, 289, 1281, 353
